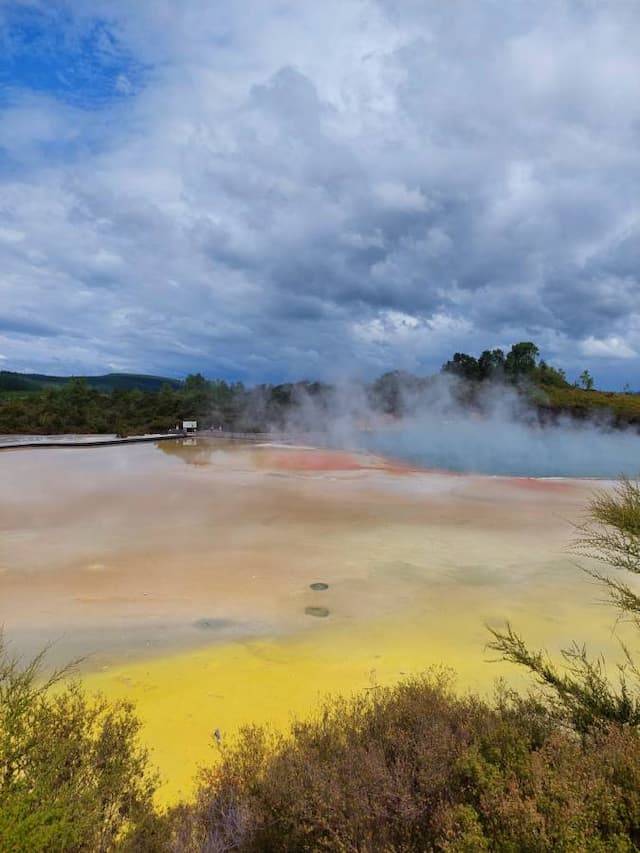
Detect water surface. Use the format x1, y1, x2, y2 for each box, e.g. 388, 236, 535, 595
0, 437, 630, 802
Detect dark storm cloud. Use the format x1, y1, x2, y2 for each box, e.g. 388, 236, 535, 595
0, 0, 639, 385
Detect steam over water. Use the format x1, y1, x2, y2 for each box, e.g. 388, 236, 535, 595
363, 417, 640, 478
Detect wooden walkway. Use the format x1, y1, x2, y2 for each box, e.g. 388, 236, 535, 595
0, 433, 185, 450
0, 430, 294, 451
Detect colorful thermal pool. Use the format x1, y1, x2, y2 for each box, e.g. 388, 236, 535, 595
0, 438, 631, 804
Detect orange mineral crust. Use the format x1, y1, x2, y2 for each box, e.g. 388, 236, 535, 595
257, 447, 369, 470
252, 446, 415, 473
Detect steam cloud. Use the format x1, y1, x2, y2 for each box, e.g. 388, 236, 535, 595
271, 378, 640, 479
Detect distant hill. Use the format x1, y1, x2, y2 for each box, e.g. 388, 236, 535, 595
0, 371, 181, 394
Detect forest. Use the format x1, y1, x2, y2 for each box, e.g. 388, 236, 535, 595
1, 342, 639, 435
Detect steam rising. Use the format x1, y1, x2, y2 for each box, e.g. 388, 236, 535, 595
363, 417, 640, 478
272, 377, 640, 479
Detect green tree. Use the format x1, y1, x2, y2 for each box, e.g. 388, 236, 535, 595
535, 360, 568, 388
442, 352, 481, 382
504, 341, 540, 380
369, 371, 423, 415
478, 348, 505, 380
579, 369, 595, 391
182, 373, 208, 394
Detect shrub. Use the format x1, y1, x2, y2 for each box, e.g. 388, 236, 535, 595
489, 477, 640, 732
168, 674, 640, 851
0, 638, 162, 852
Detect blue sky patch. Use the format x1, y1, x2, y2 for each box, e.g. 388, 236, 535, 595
0, 3, 145, 108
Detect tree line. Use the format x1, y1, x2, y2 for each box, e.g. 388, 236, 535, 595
0, 342, 637, 435
441, 340, 598, 389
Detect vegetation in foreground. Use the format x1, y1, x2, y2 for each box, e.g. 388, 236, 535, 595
0, 644, 161, 852
169, 676, 640, 852
4, 478, 640, 850
1, 341, 640, 436
489, 477, 640, 732
6, 660, 640, 852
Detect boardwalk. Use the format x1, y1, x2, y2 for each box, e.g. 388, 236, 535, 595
0, 430, 295, 450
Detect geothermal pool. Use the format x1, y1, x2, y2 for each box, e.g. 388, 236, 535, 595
363, 418, 640, 477
0, 438, 632, 803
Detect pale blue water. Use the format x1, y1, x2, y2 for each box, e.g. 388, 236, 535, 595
361, 418, 640, 478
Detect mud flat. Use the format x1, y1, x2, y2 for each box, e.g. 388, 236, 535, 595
0, 438, 627, 803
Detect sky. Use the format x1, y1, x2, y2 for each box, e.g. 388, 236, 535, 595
0, 1, 639, 388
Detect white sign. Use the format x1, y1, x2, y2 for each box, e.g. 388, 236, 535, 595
182, 420, 197, 430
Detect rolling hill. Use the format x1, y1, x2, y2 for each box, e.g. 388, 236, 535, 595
0, 371, 181, 394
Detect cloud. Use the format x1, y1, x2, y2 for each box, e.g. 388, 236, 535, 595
581, 336, 638, 360
0, 1, 639, 386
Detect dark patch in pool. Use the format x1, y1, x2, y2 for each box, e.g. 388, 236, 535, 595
305, 606, 330, 618
310, 582, 329, 591
193, 618, 235, 631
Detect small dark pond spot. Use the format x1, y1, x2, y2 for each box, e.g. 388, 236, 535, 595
305, 606, 330, 618
310, 582, 329, 591
193, 618, 235, 631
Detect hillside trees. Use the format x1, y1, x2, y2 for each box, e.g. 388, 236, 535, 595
0, 375, 248, 436
504, 341, 539, 378
442, 341, 553, 385
368, 370, 429, 415
478, 347, 506, 379
3, 350, 638, 435
441, 342, 575, 407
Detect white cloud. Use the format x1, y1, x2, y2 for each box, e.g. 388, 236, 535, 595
581, 336, 637, 360
114, 74, 133, 94
0, 1, 639, 386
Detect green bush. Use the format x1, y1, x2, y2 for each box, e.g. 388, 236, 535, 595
0, 639, 162, 852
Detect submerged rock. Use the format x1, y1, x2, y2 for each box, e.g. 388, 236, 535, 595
305, 606, 330, 618
192, 617, 235, 631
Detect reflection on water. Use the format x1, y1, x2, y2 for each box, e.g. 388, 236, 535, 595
156, 437, 389, 472
156, 437, 226, 466
161, 427, 640, 479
